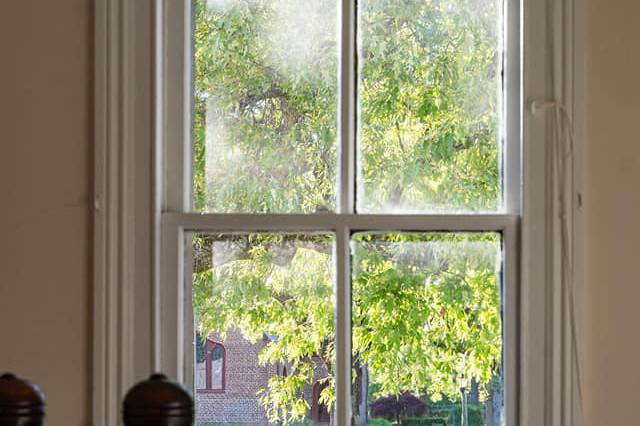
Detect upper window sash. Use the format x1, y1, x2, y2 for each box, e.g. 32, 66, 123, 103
164, 0, 519, 217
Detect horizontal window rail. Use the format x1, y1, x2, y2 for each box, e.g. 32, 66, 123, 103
162, 212, 519, 233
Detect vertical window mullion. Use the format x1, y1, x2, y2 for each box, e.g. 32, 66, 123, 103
503, 219, 519, 425
504, 0, 521, 215
335, 224, 352, 426
161, 0, 192, 214
337, 0, 357, 423
338, 0, 356, 215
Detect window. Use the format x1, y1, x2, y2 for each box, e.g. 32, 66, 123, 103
312, 381, 331, 425
184, 0, 514, 424
195, 337, 225, 392
94, 0, 583, 426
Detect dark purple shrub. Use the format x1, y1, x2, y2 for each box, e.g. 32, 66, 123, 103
370, 392, 429, 423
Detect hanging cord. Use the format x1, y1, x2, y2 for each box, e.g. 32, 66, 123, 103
530, 98, 584, 418
555, 103, 584, 418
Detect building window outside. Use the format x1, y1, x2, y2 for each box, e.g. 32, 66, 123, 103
312, 381, 331, 425
210, 345, 224, 390
196, 338, 225, 393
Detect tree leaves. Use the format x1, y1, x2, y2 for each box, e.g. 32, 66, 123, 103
192, 0, 503, 420
193, 233, 501, 421
352, 234, 501, 401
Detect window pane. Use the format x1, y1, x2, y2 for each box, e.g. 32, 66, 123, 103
196, 356, 207, 390
358, 0, 503, 213
193, 0, 338, 213
212, 346, 224, 390
192, 233, 335, 425
351, 233, 504, 425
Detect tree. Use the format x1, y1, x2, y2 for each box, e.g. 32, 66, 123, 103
192, 0, 503, 423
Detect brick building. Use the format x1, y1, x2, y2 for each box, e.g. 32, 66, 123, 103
195, 328, 330, 426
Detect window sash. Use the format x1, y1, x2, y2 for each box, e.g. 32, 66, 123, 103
163, 0, 520, 217
160, 213, 519, 425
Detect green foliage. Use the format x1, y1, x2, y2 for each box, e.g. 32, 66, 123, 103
192, 0, 503, 422
193, 0, 500, 213
357, 0, 500, 212
449, 405, 485, 426
193, 0, 337, 213
193, 233, 501, 422
193, 234, 335, 424
401, 416, 449, 426
353, 233, 502, 400
368, 418, 394, 426
290, 418, 314, 426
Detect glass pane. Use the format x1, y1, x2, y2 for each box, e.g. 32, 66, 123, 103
358, 0, 503, 213
193, 0, 338, 213
212, 346, 224, 390
351, 233, 504, 425
196, 358, 207, 390
192, 233, 335, 425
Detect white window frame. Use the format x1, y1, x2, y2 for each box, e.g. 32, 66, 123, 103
93, 1, 585, 425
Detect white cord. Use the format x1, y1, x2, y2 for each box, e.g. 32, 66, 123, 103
530, 98, 584, 417
556, 103, 584, 418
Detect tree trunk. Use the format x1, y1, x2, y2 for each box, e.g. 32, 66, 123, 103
491, 375, 503, 426
358, 366, 369, 426
352, 357, 370, 426
469, 379, 479, 406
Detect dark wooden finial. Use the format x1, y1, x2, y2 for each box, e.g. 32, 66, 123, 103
123, 374, 193, 426
0, 373, 46, 426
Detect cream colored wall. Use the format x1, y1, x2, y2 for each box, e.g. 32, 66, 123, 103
584, 1, 640, 425
0, 0, 639, 425
0, 1, 92, 426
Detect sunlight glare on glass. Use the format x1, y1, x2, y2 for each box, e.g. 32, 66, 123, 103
194, 0, 338, 213
357, 0, 503, 213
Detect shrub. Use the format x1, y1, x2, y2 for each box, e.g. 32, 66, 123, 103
401, 416, 448, 426
367, 418, 394, 426
370, 392, 428, 422
449, 405, 484, 426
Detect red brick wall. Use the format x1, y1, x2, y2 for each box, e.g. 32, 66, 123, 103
196, 328, 330, 425
197, 329, 275, 425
